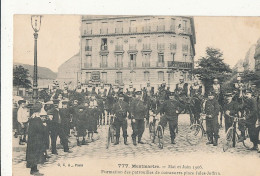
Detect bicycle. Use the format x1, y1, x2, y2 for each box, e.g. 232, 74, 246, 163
106, 115, 116, 149
223, 115, 253, 152
186, 113, 207, 145
148, 112, 164, 149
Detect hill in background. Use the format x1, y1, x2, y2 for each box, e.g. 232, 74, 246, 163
14, 62, 57, 80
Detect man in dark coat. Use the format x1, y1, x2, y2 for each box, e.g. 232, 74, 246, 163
47, 100, 71, 154
59, 100, 72, 137
223, 93, 238, 132
204, 92, 220, 146
129, 91, 147, 145
112, 92, 130, 145
26, 103, 46, 175
74, 105, 87, 146
156, 92, 185, 144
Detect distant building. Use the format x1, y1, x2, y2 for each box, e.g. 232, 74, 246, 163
243, 45, 256, 71
80, 15, 196, 90
255, 38, 260, 75
57, 53, 81, 89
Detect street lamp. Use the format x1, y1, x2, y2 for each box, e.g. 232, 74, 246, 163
31, 15, 42, 100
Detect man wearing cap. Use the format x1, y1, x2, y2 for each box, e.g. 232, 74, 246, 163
204, 92, 220, 146
211, 79, 221, 96
112, 92, 130, 145
47, 99, 71, 154
59, 100, 72, 137
156, 92, 185, 144
240, 90, 259, 151
17, 100, 30, 145
129, 91, 147, 145
223, 93, 239, 132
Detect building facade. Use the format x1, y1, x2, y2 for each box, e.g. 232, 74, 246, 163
80, 15, 196, 90
255, 38, 260, 76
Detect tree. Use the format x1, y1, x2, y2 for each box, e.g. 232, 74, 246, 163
242, 70, 260, 87
13, 65, 32, 89
193, 47, 232, 94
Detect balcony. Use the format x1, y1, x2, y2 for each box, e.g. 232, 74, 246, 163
157, 62, 165, 67
142, 26, 151, 33
101, 45, 108, 51
85, 46, 92, 51
167, 61, 193, 69
84, 63, 92, 68
142, 62, 150, 68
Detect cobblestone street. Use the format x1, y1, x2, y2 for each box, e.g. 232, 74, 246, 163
13, 114, 260, 176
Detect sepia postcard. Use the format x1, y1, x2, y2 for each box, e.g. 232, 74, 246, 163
10, 14, 260, 176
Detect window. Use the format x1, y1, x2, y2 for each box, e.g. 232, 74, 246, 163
115, 54, 123, 68
129, 54, 137, 67
129, 37, 136, 50
116, 72, 123, 84
157, 18, 165, 31
143, 19, 151, 32
101, 38, 108, 50
157, 35, 165, 50
157, 53, 164, 67
86, 23, 92, 34
143, 36, 150, 50
158, 71, 164, 81
100, 22, 108, 34
84, 55, 92, 68
183, 54, 187, 61
144, 71, 150, 81
101, 55, 108, 68
85, 39, 92, 51
101, 72, 107, 83
130, 20, 137, 32
171, 18, 176, 31
130, 71, 136, 82
143, 54, 150, 67
116, 21, 123, 33
115, 37, 123, 51
183, 20, 187, 32
86, 72, 91, 83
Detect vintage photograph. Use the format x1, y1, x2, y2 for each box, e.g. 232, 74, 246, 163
12, 15, 260, 176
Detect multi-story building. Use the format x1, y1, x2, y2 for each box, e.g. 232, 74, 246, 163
80, 15, 196, 90
255, 38, 260, 76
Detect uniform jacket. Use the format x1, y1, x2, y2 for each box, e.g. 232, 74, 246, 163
204, 99, 220, 118
157, 99, 185, 120
243, 97, 258, 125
130, 98, 147, 119
112, 100, 129, 121
223, 101, 238, 118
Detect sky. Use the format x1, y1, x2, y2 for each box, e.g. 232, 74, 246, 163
13, 15, 260, 72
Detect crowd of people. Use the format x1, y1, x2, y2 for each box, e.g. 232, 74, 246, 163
13, 77, 260, 175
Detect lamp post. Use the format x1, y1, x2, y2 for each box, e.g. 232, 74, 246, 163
31, 15, 42, 100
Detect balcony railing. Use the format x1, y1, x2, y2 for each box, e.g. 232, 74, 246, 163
167, 61, 193, 69
101, 45, 108, 51
142, 62, 150, 67
142, 26, 151, 33
143, 44, 151, 50
115, 45, 123, 51
157, 62, 165, 67
84, 63, 92, 68
85, 46, 92, 51
129, 44, 137, 50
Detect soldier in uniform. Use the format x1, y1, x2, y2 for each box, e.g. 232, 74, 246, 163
204, 92, 220, 146
190, 81, 202, 96
59, 100, 71, 137
234, 76, 245, 98
74, 105, 87, 146
129, 91, 147, 145
157, 92, 185, 144
112, 92, 130, 145
47, 100, 71, 154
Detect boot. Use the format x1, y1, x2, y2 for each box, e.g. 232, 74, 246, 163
19, 138, 24, 145
124, 137, 128, 145
138, 137, 145, 144
248, 144, 258, 151
171, 138, 176, 144
213, 137, 218, 146
206, 137, 213, 145
22, 136, 26, 143
132, 137, 137, 146
82, 138, 87, 145
77, 139, 81, 146
114, 137, 119, 145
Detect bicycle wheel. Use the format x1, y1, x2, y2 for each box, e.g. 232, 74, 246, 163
242, 128, 254, 149
149, 122, 156, 143
106, 127, 112, 149
186, 124, 203, 145
223, 127, 235, 152
157, 125, 164, 149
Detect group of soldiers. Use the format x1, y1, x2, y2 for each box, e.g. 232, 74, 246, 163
15, 77, 260, 175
